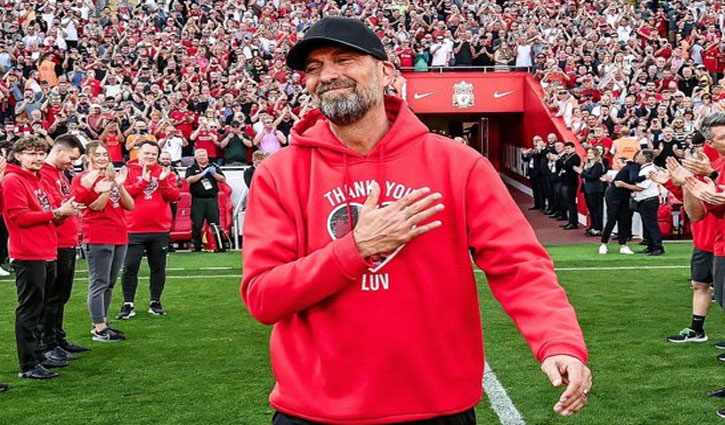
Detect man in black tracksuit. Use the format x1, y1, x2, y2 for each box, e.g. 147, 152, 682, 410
185, 149, 226, 251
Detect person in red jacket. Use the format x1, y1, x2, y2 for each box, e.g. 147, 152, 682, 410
39, 134, 88, 361
3, 136, 79, 380
72, 141, 134, 343
241, 17, 591, 425
118, 141, 180, 319
680, 113, 725, 419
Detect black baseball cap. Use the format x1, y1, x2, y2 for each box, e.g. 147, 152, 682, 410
286, 17, 388, 71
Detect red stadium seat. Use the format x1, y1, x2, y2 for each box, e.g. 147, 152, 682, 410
170, 191, 192, 242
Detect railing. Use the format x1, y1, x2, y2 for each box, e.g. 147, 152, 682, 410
399, 66, 532, 73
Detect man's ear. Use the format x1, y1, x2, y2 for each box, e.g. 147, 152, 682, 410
380, 60, 396, 86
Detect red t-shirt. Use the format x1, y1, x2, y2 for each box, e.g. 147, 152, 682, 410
104, 133, 123, 163
194, 130, 221, 158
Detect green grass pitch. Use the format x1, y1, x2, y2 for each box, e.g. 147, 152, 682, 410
0, 243, 722, 425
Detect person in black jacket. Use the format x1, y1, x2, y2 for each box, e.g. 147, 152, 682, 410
575, 147, 607, 236
522, 136, 549, 210
599, 157, 640, 255
558, 142, 582, 230
546, 141, 565, 217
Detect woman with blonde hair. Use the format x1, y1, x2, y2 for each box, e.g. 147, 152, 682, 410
71, 141, 134, 342
574, 147, 607, 236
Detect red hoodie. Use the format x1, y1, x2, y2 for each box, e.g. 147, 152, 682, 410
2, 164, 57, 260
241, 96, 588, 424
40, 162, 79, 248
71, 171, 128, 245
704, 158, 725, 256
124, 160, 180, 233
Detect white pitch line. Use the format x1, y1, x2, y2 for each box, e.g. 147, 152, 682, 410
474, 264, 688, 273
199, 266, 234, 270
0, 274, 242, 284
484, 361, 527, 425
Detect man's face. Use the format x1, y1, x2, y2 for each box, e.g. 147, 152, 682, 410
708, 125, 725, 156
16, 148, 47, 172
195, 149, 209, 166
139, 144, 159, 166
159, 152, 172, 166
634, 152, 647, 165
54, 146, 82, 170
304, 46, 390, 126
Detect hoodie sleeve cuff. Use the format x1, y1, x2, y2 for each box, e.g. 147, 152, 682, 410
331, 232, 371, 280
537, 341, 589, 365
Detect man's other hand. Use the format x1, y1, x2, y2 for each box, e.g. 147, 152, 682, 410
541, 355, 592, 417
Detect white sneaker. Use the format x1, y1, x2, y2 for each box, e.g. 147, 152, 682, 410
0, 267, 10, 277
598, 244, 608, 255
619, 245, 634, 255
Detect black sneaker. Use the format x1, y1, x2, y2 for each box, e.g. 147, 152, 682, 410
667, 328, 708, 343
718, 353, 725, 362
116, 303, 136, 320
92, 328, 124, 343
0, 383, 7, 392
105, 322, 125, 337
717, 408, 725, 418
715, 341, 725, 350
50, 346, 78, 361
41, 358, 68, 369
148, 301, 167, 316
19, 365, 58, 379
60, 341, 90, 353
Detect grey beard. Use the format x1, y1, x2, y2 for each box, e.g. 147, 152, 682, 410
316, 85, 381, 126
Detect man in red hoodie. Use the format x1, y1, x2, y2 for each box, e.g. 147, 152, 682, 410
39, 134, 88, 362
3, 136, 80, 380
242, 17, 591, 425
118, 141, 180, 319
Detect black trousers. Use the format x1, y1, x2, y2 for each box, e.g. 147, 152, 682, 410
121, 232, 169, 303
273, 408, 475, 425
12, 260, 57, 372
0, 217, 8, 264
561, 183, 579, 225
42, 248, 76, 349
544, 177, 557, 211
639, 198, 663, 250
584, 192, 604, 231
553, 181, 566, 216
530, 175, 546, 209
601, 195, 632, 245
191, 197, 220, 250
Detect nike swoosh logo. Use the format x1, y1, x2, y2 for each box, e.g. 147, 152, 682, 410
493, 90, 514, 99
413, 92, 433, 100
